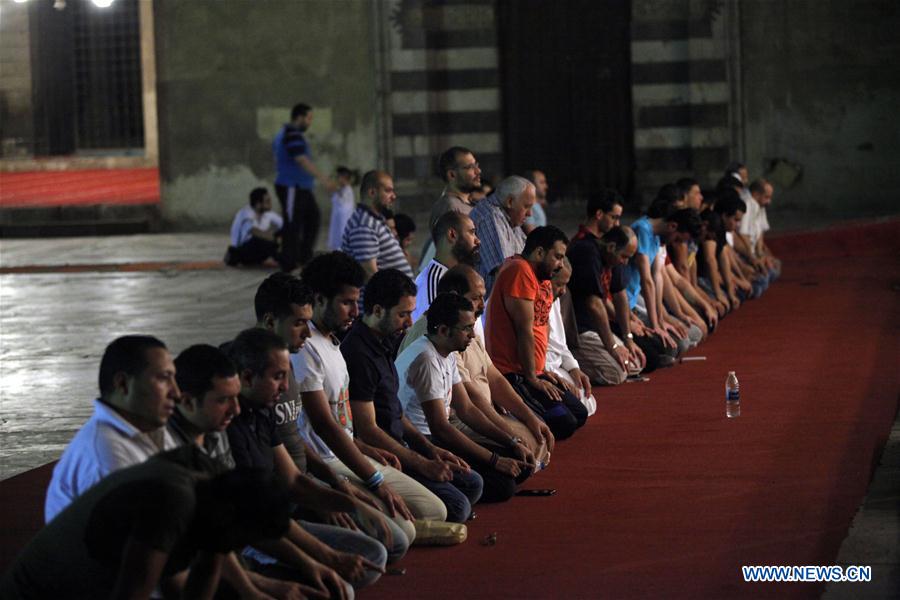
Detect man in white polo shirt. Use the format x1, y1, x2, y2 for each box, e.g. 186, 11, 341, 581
45, 335, 181, 522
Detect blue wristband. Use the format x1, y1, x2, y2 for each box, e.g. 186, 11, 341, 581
365, 470, 385, 491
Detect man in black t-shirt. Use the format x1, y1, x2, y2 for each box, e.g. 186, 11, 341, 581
567, 224, 648, 384
341, 269, 483, 523
1, 446, 289, 600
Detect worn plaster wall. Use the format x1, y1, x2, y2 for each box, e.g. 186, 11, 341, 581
740, 0, 900, 216
154, 0, 378, 226
0, 1, 34, 159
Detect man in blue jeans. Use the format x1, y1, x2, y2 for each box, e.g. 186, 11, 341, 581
341, 269, 483, 522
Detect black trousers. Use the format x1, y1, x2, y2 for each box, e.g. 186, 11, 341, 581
610, 323, 672, 373
503, 373, 587, 441
275, 185, 319, 269
234, 237, 279, 266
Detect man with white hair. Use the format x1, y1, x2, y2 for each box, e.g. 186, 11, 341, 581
469, 175, 536, 297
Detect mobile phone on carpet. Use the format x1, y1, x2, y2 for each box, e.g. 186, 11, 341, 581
516, 488, 557, 496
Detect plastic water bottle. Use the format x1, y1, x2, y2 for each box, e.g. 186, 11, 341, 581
725, 371, 740, 418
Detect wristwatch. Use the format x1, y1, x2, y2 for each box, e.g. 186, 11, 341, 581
508, 435, 523, 448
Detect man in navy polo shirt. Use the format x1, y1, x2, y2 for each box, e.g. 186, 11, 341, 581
273, 102, 336, 270
341, 269, 483, 523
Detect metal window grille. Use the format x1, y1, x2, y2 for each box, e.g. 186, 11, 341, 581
71, 0, 144, 151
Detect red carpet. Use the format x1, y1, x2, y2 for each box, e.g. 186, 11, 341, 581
362, 219, 900, 599
0, 168, 160, 208
0, 221, 897, 598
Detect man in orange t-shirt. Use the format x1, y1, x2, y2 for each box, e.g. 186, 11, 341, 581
485, 226, 588, 440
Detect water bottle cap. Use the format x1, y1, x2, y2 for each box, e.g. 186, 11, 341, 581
728, 371, 735, 375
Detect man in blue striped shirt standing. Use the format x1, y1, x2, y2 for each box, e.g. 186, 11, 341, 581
273, 103, 336, 270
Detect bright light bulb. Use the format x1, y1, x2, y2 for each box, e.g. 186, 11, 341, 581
13, 0, 30, 5
91, 0, 115, 7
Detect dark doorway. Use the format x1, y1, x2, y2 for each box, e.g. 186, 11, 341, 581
497, 0, 634, 201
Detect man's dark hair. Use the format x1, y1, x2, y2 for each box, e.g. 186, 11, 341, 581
437, 146, 473, 182
360, 170, 388, 199
675, 177, 699, 197
647, 183, 681, 218
436, 265, 475, 296
394, 213, 416, 241
249, 187, 268, 208
666, 208, 703, 239
586, 188, 624, 218
336, 166, 353, 179
254, 272, 313, 322
301, 251, 365, 299
364, 269, 417, 315
713, 190, 747, 217
602, 226, 630, 252
431, 210, 468, 245
174, 344, 237, 401
291, 103, 311, 120
522, 225, 569, 258
749, 179, 767, 195
98, 335, 167, 397
716, 175, 741, 193
725, 161, 745, 174
425, 293, 474, 335
226, 328, 287, 376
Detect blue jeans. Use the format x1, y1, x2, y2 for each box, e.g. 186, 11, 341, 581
299, 520, 389, 588
408, 467, 484, 522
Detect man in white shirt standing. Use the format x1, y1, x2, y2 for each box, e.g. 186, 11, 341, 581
45, 335, 181, 522
226, 187, 284, 267
412, 211, 480, 322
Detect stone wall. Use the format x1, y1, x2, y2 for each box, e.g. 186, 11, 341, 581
153, 0, 379, 225
740, 0, 900, 215
0, 1, 34, 159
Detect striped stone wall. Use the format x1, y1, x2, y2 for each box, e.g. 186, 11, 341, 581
630, 2, 737, 205
381, 0, 503, 210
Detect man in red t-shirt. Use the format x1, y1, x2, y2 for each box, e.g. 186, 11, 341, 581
485, 226, 587, 440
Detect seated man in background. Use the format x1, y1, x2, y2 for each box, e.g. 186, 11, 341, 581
469, 175, 535, 297
396, 293, 532, 503
741, 179, 781, 279
342, 268, 483, 523
3, 448, 292, 600
413, 210, 480, 322
419, 146, 484, 271
173, 344, 385, 592
226, 187, 284, 268
342, 170, 413, 283
546, 258, 597, 415
485, 226, 588, 439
